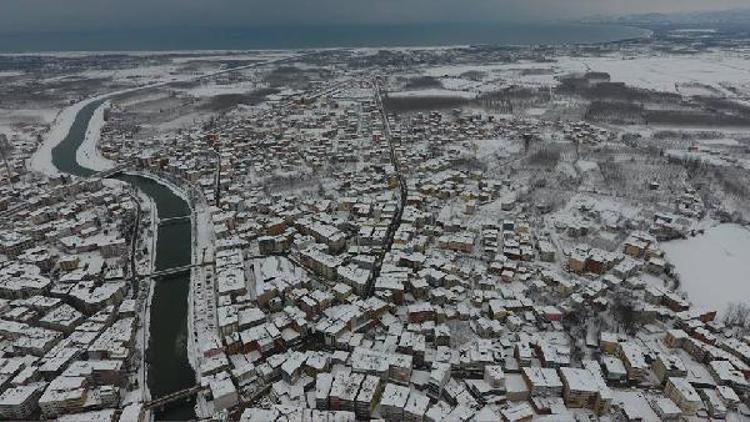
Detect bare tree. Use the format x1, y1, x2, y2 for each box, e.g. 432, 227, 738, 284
723, 302, 750, 334
612, 294, 640, 335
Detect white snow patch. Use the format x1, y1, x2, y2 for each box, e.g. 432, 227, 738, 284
29, 97, 99, 177
389, 89, 476, 99
182, 81, 259, 97
76, 101, 116, 172
662, 224, 750, 315
0, 71, 24, 78
698, 138, 740, 147
556, 53, 750, 95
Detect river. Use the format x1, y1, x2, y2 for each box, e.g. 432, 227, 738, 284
50, 98, 197, 419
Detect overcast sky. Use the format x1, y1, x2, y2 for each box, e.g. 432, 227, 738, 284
1, 0, 747, 33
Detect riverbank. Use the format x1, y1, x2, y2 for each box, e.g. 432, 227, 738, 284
77, 100, 116, 172
120, 188, 156, 411
29, 52, 297, 178
119, 170, 199, 419
39, 83, 206, 418
40, 93, 201, 417
134, 170, 217, 396
141, 190, 157, 405
35, 54, 273, 419
28, 95, 99, 177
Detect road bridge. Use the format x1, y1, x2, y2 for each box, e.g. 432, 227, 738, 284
158, 215, 193, 226
140, 261, 214, 279
137, 385, 207, 419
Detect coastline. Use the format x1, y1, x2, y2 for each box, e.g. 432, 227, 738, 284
0, 22, 650, 54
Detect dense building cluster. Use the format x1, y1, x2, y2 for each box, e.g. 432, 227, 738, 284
2, 37, 750, 420
0, 175, 149, 419
85, 61, 750, 419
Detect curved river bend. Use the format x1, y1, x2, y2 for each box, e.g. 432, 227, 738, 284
51, 96, 196, 420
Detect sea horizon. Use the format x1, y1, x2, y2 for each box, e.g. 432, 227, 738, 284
0, 22, 650, 53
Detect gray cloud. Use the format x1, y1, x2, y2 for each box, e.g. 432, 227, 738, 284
1, 0, 748, 33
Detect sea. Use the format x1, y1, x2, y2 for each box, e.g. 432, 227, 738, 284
0, 22, 649, 52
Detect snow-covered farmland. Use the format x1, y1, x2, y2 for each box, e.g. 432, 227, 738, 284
662, 224, 750, 316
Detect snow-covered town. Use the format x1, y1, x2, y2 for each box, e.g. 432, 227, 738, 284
2, 10, 750, 422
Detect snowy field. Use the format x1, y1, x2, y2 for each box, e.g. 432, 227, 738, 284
417, 53, 750, 95
388, 88, 477, 99
662, 224, 750, 315
556, 53, 750, 95
180, 81, 263, 97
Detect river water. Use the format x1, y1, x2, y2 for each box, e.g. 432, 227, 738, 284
50, 99, 196, 419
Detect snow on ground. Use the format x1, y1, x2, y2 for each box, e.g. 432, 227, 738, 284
118, 188, 157, 406
551, 192, 644, 231
78, 65, 183, 83
662, 224, 750, 315
29, 97, 98, 177
389, 88, 477, 99
439, 77, 483, 91
698, 138, 741, 146
575, 160, 599, 173
30, 87, 146, 177
664, 149, 730, 167
30, 54, 299, 176
0, 108, 58, 131
556, 53, 750, 95
0, 108, 58, 124
76, 101, 115, 172
189, 198, 211, 392
181, 81, 261, 97
472, 138, 519, 160
266, 88, 301, 102
170, 54, 259, 63
0, 108, 58, 143
423, 62, 546, 77
29, 85, 167, 177
423, 61, 558, 88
